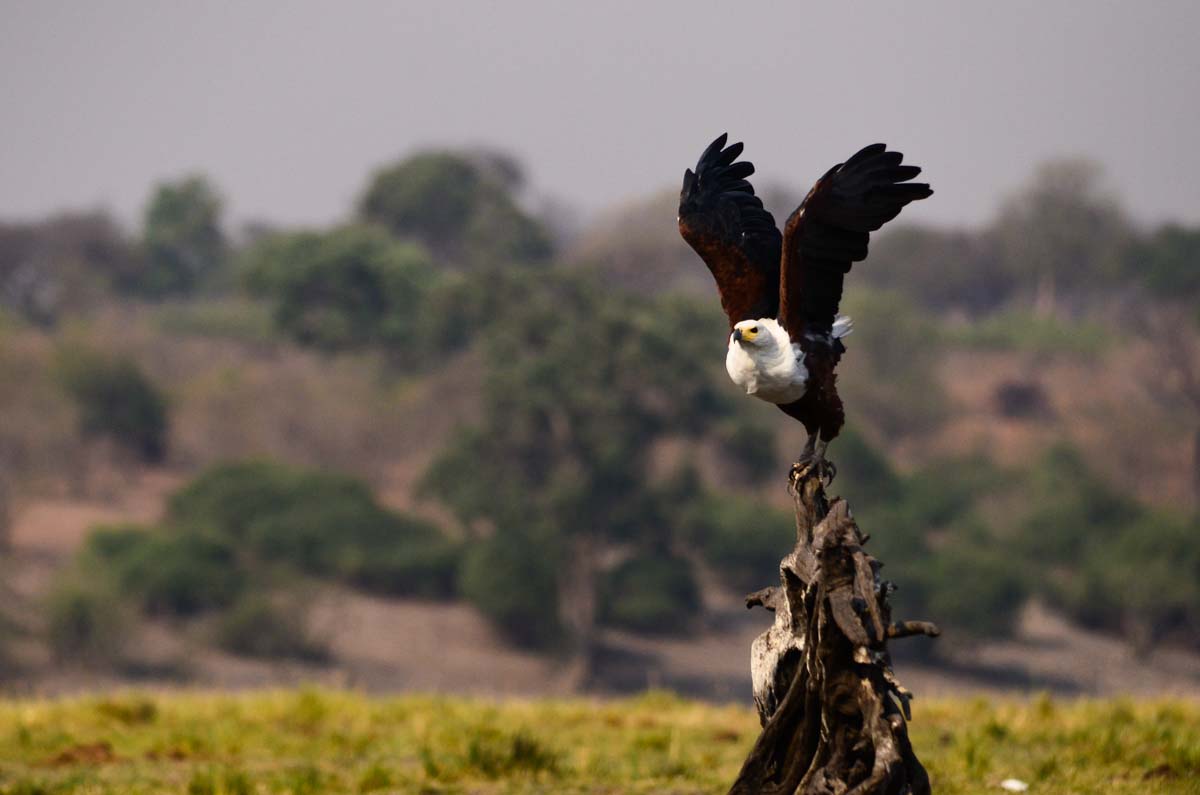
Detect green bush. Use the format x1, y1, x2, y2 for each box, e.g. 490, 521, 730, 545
244, 500, 394, 576
853, 455, 1018, 640
864, 444, 1200, 650
458, 533, 561, 649
240, 225, 436, 351
82, 523, 151, 562
829, 428, 904, 508
1015, 445, 1141, 568
45, 577, 128, 665
917, 541, 1028, 638
56, 347, 169, 463
1129, 223, 1200, 299
600, 554, 700, 635
130, 534, 243, 617
63, 461, 460, 667
169, 460, 460, 595
168, 460, 372, 542
1068, 513, 1200, 650
167, 460, 295, 537
681, 494, 795, 593
214, 593, 327, 661
338, 534, 461, 598
84, 525, 244, 617
712, 414, 778, 484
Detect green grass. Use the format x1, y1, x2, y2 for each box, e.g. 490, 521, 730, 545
0, 689, 1196, 793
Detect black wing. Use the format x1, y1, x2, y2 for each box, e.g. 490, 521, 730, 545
679, 133, 783, 329
778, 143, 932, 341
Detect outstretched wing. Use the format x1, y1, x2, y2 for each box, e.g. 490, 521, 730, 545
778, 143, 932, 340
679, 133, 782, 329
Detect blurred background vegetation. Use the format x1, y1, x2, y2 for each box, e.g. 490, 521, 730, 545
1, 142, 1198, 694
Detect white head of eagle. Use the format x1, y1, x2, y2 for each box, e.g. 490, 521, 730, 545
724, 316, 850, 405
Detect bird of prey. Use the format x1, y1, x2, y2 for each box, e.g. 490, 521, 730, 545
679, 134, 932, 480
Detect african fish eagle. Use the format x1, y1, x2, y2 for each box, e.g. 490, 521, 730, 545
678, 134, 932, 480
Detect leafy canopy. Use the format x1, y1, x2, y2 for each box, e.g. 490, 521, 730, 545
241, 224, 436, 352
140, 175, 227, 297
359, 151, 553, 267
421, 270, 759, 645
423, 271, 744, 545
56, 346, 169, 463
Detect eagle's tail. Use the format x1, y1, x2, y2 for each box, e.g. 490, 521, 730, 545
832, 315, 853, 339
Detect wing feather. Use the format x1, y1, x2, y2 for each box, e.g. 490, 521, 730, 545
779, 144, 932, 341
679, 134, 782, 328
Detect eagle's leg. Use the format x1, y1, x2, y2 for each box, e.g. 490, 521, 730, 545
791, 432, 836, 487
812, 436, 837, 485
789, 433, 818, 483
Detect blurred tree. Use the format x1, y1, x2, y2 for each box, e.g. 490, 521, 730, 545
566, 189, 704, 294
1004, 444, 1200, 650
1072, 512, 1200, 652
990, 159, 1132, 312
918, 537, 1028, 638
0, 477, 9, 552
837, 288, 949, 441
241, 224, 436, 352
139, 175, 227, 297
1015, 444, 1141, 567
677, 486, 796, 593
358, 150, 552, 267
853, 454, 1027, 642
1137, 308, 1200, 507
169, 459, 460, 597
458, 529, 563, 648
45, 575, 129, 665
56, 347, 169, 463
83, 526, 245, 617
215, 592, 328, 660
599, 553, 700, 635
862, 225, 1010, 315
421, 270, 754, 656
825, 427, 905, 507
1126, 222, 1200, 300
0, 212, 136, 325
566, 183, 803, 297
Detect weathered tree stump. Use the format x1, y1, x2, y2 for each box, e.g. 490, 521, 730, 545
729, 464, 940, 795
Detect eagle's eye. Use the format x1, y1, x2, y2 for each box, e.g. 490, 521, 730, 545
750, 326, 758, 334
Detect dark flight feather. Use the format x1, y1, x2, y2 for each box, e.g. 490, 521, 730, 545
778, 143, 932, 342
678, 134, 783, 329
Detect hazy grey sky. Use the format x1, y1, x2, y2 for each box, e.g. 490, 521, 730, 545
2, 1, 1198, 231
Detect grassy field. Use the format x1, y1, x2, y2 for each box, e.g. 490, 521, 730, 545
0, 690, 1197, 794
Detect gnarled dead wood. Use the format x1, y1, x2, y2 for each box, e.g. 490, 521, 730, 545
730, 464, 939, 795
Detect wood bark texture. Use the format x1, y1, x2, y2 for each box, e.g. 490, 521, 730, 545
729, 464, 940, 795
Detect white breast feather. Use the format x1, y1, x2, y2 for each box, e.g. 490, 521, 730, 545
725, 318, 808, 404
